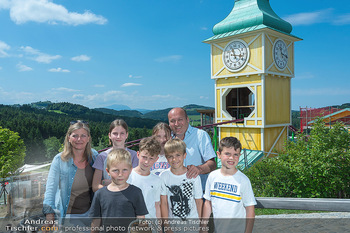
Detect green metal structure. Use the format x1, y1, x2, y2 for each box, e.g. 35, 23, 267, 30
204, 0, 299, 42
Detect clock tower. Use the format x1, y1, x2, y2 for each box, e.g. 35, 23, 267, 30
204, 0, 301, 157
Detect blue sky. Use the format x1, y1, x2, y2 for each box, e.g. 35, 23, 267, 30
0, 0, 349, 111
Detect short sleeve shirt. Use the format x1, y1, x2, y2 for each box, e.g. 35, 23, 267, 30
160, 169, 202, 220
127, 170, 161, 218
181, 125, 216, 188
92, 148, 138, 179
204, 169, 256, 218
89, 185, 148, 218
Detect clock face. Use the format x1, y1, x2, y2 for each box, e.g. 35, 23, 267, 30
222, 39, 250, 72
273, 39, 288, 70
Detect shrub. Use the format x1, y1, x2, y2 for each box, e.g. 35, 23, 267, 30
245, 118, 350, 198
0, 126, 26, 178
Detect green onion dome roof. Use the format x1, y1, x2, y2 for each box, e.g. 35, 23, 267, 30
212, 0, 292, 36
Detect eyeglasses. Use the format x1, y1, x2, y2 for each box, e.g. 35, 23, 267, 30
70, 120, 89, 125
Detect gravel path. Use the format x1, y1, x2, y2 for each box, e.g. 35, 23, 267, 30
257, 211, 350, 218
254, 212, 350, 232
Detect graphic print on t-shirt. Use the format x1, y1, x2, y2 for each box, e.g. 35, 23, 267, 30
151, 161, 170, 175
210, 181, 241, 202
166, 180, 193, 220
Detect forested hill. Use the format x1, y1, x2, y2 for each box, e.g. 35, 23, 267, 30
0, 103, 159, 163
142, 104, 214, 121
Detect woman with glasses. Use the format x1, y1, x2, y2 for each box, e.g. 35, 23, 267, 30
42, 120, 98, 228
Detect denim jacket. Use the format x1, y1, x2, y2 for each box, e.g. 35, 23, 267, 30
42, 149, 98, 221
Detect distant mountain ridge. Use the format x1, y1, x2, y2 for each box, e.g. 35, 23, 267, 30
26, 101, 214, 122
94, 108, 143, 118
105, 104, 131, 111
95, 104, 214, 122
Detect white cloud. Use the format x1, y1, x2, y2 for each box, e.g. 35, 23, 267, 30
93, 84, 105, 88
0, 41, 11, 57
71, 54, 91, 62
200, 96, 209, 100
333, 14, 350, 25
16, 62, 33, 72
128, 74, 143, 79
152, 94, 172, 99
48, 67, 70, 72
121, 83, 142, 87
20, 46, 61, 63
0, 67, 2, 70
283, 9, 332, 26
296, 72, 315, 80
293, 88, 350, 96
52, 87, 79, 92
69, 90, 183, 109
155, 55, 182, 63
2, 0, 107, 25
0, 86, 36, 103
0, 0, 11, 9
72, 94, 84, 98
0, 87, 186, 109
35, 54, 61, 63
72, 90, 125, 102
200, 26, 208, 31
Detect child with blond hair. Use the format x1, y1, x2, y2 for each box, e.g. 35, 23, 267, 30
160, 139, 203, 232
90, 148, 147, 232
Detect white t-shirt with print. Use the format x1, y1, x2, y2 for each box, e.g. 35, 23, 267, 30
204, 169, 256, 218
151, 154, 170, 176
127, 170, 161, 218
160, 169, 202, 220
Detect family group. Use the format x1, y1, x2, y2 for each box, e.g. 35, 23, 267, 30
42, 108, 256, 233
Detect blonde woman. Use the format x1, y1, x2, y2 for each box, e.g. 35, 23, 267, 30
42, 120, 98, 226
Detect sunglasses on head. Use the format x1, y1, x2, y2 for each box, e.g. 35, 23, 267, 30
70, 120, 89, 125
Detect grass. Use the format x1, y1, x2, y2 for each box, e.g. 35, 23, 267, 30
255, 208, 328, 215
188, 115, 202, 121
48, 110, 67, 115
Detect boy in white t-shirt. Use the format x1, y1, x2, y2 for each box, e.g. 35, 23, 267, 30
160, 139, 203, 232
202, 137, 256, 233
127, 136, 162, 219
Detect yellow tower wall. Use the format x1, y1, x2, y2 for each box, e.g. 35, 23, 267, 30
263, 127, 288, 154
220, 127, 261, 151
265, 75, 291, 125
219, 126, 288, 153
216, 75, 261, 87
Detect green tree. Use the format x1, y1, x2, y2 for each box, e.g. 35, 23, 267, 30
245, 118, 350, 198
43, 137, 62, 159
0, 126, 26, 178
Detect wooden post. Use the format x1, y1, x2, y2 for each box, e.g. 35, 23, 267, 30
6, 194, 10, 214
23, 188, 26, 199
38, 182, 41, 197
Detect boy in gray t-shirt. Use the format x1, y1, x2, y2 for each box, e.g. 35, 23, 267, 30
90, 148, 148, 232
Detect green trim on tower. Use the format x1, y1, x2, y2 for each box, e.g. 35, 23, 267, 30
208, 0, 292, 41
